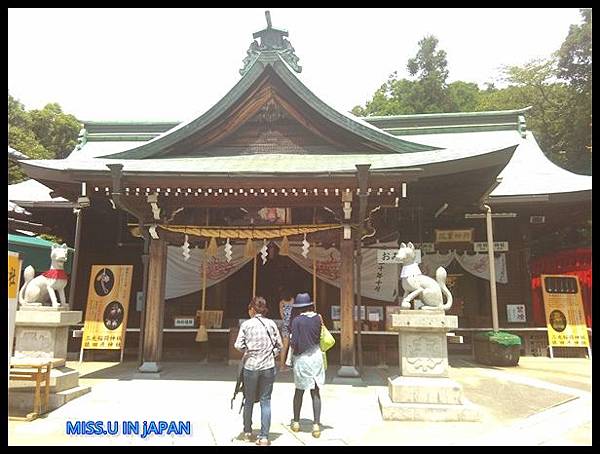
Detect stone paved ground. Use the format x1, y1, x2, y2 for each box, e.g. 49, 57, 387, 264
8, 356, 592, 445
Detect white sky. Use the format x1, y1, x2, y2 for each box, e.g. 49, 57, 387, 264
8, 8, 583, 122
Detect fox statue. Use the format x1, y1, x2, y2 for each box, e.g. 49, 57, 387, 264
396, 242, 452, 311
19, 243, 69, 308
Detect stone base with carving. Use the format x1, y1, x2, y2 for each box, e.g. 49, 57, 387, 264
9, 308, 90, 414
379, 310, 480, 421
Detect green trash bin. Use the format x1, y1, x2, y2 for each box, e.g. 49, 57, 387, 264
473, 331, 521, 366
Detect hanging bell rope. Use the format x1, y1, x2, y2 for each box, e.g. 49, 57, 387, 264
207, 237, 218, 257
244, 238, 256, 258
279, 235, 290, 256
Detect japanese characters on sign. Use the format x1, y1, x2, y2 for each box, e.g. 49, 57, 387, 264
174, 317, 195, 327
506, 304, 526, 323
8, 251, 21, 301
377, 249, 421, 264
541, 274, 590, 348
473, 241, 509, 252
435, 229, 473, 243
82, 265, 133, 351
8, 251, 22, 358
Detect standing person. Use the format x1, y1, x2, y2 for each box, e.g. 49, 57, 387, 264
278, 288, 294, 371
289, 292, 325, 438
234, 296, 283, 446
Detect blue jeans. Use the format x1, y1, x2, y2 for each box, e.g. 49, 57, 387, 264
243, 367, 275, 439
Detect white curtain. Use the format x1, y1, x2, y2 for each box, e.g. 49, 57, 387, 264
419, 252, 455, 277
164, 243, 506, 301
283, 241, 399, 302
420, 251, 508, 284
165, 244, 254, 300
454, 251, 508, 284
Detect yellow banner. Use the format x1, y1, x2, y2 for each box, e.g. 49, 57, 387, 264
82, 265, 133, 350
541, 274, 590, 348
8, 251, 22, 301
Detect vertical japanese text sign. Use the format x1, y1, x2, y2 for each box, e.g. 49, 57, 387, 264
541, 274, 590, 348
82, 265, 133, 354
8, 251, 22, 359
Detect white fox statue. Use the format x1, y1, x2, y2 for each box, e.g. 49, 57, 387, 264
396, 242, 453, 311
19, 243, 69, 308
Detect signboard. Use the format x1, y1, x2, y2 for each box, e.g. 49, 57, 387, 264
435, 229, 473, 244
506, 304, 526, 323
8, 251, 22, 359
541, 274, 590, 348
474, 241, 509, 252
377, 249, 421, 264
416, 242, 435, 253
174, 317, 195, 328
82, 265, 133, 355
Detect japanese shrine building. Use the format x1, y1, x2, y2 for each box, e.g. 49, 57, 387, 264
17, 14, 592, 370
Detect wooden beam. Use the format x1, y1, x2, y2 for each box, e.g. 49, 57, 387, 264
140, 237, 167, 372
339, 231, 356, 371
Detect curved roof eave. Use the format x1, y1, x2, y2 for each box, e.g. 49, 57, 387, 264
489, 132, 592, 200
99, 54, 439, 160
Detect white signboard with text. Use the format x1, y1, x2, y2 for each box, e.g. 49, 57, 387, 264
377, 249, 421, 264
506, 304, 526, 323
474, 241, 509, 252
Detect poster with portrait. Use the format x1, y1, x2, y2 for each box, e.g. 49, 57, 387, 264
82, 265, 133, 353
541, 274, 590, 348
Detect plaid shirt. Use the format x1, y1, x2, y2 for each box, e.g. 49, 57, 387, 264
234, 315, 283, 371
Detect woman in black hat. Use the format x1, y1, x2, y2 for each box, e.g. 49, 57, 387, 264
288, 292, 324, 438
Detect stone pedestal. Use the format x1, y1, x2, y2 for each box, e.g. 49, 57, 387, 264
13, 307, 82, 361
378, 309, 480, 421
9, 307, 90, 414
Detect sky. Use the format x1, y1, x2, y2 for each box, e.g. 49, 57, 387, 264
8, 8, 583, 122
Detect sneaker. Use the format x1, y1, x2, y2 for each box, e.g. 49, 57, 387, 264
256, 437, 271, 446
290, 421, 300, 432
242, 432, 255, 442
312, 424, 321, 438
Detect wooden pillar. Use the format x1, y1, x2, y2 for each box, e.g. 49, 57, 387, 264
338, 230, 359, 377
139, 237, 167, 373
318, 278, 328, 313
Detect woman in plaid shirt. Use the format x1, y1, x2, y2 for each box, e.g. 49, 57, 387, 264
234, 296, 282, 446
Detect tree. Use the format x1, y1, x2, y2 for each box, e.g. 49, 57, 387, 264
555, 8, 592, 174
352, 35, 455, 116
556, 8, 592, 95
8, 94, 81, 183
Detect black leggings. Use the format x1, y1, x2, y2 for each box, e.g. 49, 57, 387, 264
293, 385, 321, 424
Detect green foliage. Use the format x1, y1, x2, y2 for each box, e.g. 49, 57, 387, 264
556, 8, 591, 95
8, 93, 81, 183
475, 331, 522, 347
38, 233, 65, 244
352, 21, 592, 176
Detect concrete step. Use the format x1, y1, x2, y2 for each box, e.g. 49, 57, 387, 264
9, 385, 91, 414
388, 376, 465, 404
378, 390, 480, 422
9, 366, 80, 392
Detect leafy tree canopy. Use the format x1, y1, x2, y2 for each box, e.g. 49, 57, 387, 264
351, 12, 591, 175
8, 93, 81, 183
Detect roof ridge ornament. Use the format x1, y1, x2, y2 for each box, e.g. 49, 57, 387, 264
240, 10, 302, 76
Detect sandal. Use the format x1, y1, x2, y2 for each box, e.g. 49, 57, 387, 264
312, 423, 321, 438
